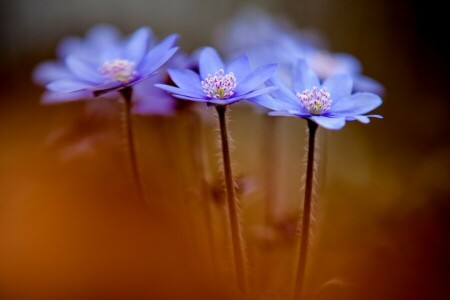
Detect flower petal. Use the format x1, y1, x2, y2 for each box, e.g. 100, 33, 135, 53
226, 54, 251, 82
346, 115, 370, 124
268, 77, 306, 111
123, 27, 152, 63
65, 55, 104, 84
293, 59, 320, 93
353, 75, 385, 95
41, 90, 91, 104
235, 63, 277, 95
47, 79, 92, 93
199, 47, 225, 79
155, 83, 206, 100
85, 24, 121, 51
309, 116, 346, 130
331, 92, 382, 116
167, 68, 203, 95
322, 74, 353, 100
139, 34, 179, 74
33, 61, 72, 85
208, 86, 278, 106
57, 36, 82, 59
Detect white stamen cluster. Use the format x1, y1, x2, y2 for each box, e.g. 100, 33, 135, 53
99, 59, 137, 83
297, 86, 332, 115
201, 69, 237, 99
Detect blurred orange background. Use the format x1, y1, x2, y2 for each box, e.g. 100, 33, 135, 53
1, 0, 449, 299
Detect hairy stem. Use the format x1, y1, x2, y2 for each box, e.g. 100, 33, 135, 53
293, 119, 318, 300
216, 106, 247, 293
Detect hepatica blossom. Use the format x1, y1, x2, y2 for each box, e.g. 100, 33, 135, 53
250, 59, 383, 130
38, 25, 178, 98
156, 47, 277, 106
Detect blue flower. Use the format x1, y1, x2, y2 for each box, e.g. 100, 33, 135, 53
249, 59, 383, 130
35, 24, 179, 99
155, 47, 277, 106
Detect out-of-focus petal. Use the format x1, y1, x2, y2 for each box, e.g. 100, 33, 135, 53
235, 63, 277, 95
293, 59, 320, 93
123, 27, 152, 63
322, 74, 353, 100
331, 92, 382, 116
47, 79, 92, 93
66, 55, 104, 84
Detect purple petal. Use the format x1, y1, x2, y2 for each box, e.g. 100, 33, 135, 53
208, 86, 278, 106
47, 79, 92, 93
346, 115, 370, 124
85, 24, 121, 51
309, 116, 346, 130
41, 90, 92, 104
322, 74, 353, 100
33, 61, 72, 85
167, 68, 203, 95
293, 59, 320, 93
267, 77, 306, 111
139, 34, 179, 74
235, 63, 277, 95
65, 55, 104, 84
199, 47, 225, 79
123, 27, 152, 63
353, 75, 385, 95
331, 92, 382, 116
155, 83, 206, 100
226, 54, 251, 82
57, 36, 82, 58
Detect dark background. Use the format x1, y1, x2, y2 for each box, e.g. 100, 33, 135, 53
1, 0, 449, 299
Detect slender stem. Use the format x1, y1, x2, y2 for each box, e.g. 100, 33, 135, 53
216, 106, 247, 293
120, 87, 146, 205
293, 119, 318, 300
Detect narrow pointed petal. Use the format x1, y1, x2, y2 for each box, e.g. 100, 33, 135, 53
199, 47, 225, 79
235, 63, 277, 95
139, 34, 178, 71
208, 86, 278, 105
123, 27, 152, 63
331, 92, 382, 116
293, 59, 320, 93
309, 116, 346, 130
167, 68, 203, 95
139, 37, 179, 75
155, 83, 205, 99
323, 74, 353, 100
346, 115, 370, 123
250, 93, 299, 111
268, 77, 307, 111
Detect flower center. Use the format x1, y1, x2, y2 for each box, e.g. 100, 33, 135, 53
297, 87, 332, 115
99, 59, 137, 83
201, 69, 237, 99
